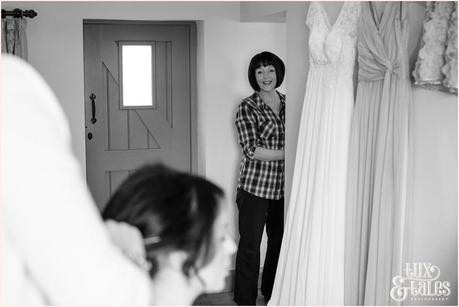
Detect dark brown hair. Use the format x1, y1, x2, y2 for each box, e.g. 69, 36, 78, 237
248, 51, 285, 91
102, 164, 224, 278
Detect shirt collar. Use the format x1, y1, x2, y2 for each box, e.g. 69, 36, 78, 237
253, 91, 285, 111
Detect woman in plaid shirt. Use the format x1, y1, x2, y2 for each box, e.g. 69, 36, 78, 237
233, 51, 285, 305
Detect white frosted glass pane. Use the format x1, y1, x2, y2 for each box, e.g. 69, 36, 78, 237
122, 45, 153, 107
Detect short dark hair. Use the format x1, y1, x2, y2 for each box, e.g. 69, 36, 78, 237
102, 164, 224, 279
248, 51, 285, 91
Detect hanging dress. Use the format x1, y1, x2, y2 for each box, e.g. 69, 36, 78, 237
344, 2, 412, 305
269, 2, 360, 305
412, 1, 457, 94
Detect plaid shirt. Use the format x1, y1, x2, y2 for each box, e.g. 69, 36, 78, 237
235, 91, 285, 200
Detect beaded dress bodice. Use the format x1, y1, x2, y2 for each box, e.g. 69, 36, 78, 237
306, 2, 360, 81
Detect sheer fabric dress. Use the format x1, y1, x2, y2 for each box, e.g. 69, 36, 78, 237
269, 2, 360, 305
344, 2, 412, 305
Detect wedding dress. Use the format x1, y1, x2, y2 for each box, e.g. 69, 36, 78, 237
268, 2, 360, 305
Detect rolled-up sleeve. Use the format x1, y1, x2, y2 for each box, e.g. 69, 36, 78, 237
235, 102, 258, 160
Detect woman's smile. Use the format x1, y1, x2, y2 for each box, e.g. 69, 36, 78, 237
256, 65, 277, 92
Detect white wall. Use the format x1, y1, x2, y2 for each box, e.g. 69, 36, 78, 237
6, 1, 286, 270
240, 1, 286, 22
407, 88, 458, 306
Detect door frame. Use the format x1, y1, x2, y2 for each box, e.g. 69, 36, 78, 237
82, 19, 198, 174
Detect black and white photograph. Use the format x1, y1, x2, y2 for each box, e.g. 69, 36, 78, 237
1, 1, 457, 306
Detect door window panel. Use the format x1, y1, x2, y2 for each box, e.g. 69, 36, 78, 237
120, 44, 154, 108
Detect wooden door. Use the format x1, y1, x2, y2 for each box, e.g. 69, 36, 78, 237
83, 22, 192, 209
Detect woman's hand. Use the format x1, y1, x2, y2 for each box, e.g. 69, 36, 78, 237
105, 220, 151, 271
253, 147, 285, 161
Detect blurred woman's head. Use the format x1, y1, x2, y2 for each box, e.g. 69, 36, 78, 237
102, 164, 235, 294
248, 51, 285, 92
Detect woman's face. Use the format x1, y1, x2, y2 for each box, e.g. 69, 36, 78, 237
197, 202, 236, 293
255, 65, 277, 93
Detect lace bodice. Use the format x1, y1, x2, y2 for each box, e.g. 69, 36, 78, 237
306, 2, 360, 76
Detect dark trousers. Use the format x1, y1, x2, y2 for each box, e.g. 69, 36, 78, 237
233, 188, 284, 305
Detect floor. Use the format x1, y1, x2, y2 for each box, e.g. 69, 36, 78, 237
194, 290, 267, 306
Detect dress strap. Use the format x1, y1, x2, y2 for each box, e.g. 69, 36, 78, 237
305, 2, 318, 29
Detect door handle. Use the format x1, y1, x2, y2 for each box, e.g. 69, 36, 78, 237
90, 93, 97, 124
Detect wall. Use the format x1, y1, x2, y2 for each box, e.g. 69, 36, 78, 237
6, 1, 286, 270
407, 88, 458, 306
284, 2, 457, 305
240, 1, 286, 22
